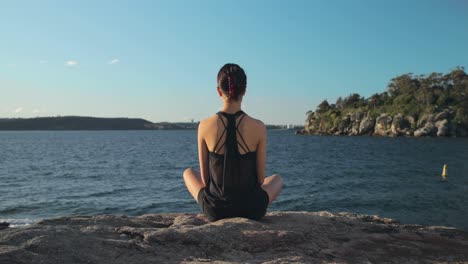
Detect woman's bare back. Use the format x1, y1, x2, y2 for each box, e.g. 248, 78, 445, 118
201, 113, 265, 155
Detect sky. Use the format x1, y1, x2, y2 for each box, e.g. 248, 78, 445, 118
1, 0, 467, 125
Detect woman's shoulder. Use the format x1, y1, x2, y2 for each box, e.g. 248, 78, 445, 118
199, 112, 266, 131
200, 114, 218, 124
198, 114, 218, 131
244, 114, 266, 132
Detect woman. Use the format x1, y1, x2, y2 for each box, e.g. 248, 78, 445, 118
183, 63, 283, 221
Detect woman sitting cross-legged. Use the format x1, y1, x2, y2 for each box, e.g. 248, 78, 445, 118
183, 63, 283, 221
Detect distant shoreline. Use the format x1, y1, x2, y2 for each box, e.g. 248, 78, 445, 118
0, 116, 197, 130
0, 116, 299, 130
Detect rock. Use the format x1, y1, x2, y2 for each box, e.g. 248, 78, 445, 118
406, 115, 416, 128
434, 109, 451, 122
390, 114, 411, 136
414, 123, 437, 137
337, 114, 351, 135
0, 222, 9, 230
435, 119, 450, 137
1, 212, 467, 263
329, 126, 339, 135
403, 129, 414, 136
305, 115, 320, 134
302, 108, 466, 137
349, 112, 364, 135
350, 112, 364, 122
295, 129, 306, 135
304, 118, 313, 133
374, 114, 393, 136
417, 114, 434, 128
358, 115, 375, 135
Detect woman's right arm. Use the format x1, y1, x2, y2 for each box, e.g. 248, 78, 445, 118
198, 121, 209, 186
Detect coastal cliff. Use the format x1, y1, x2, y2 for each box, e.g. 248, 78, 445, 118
300, 67, 468, 137
1, 212, 467, 263
302, 108, 467, 137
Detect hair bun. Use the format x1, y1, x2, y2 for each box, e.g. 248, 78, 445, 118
217, 63, 247, 101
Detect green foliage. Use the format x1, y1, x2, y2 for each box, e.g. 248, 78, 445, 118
306, 67, 468, 130
316, 100, 330, 113
455, 108, 468, 125
393, 94, 415, 105
342, 93, 364, 109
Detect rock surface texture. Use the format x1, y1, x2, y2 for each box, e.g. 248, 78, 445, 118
302, 108, 468, 137
1, 211, 467, 263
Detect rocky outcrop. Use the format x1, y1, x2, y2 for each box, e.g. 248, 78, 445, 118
391, 114, 412, 136
413, 110, 451, 137
434, 110, 450, 122
349, 112, 364, 135
0, 222, 8, 230
1, 212, 468, 263
303, 109, 465, 137
414, 123, 437, 137
336, 114, 351, 135
417, 113, 435, 128
373, 114, 393, 136
358, 115, 375, 135
435, 119, 449, 137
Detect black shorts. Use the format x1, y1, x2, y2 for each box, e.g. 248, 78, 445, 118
197, 187, 269, 222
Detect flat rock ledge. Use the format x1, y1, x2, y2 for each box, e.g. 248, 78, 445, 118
1, 211, 467, 263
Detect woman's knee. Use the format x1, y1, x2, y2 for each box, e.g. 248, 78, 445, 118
273, 173, 282, 180
271, 174, 283, 186
183, 167, 195, 179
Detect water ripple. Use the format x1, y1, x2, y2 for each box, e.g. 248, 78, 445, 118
1, 130, 467, 230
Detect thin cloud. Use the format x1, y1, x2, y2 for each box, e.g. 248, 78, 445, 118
14, 107, 23, 113
32, 108, 47, 115
7, 63, 16, 68
66, 60, 78, 66
107, 59, 120, 65
39, 60, 48, 64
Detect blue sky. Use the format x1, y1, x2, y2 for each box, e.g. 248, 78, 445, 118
1, 0, 467, 125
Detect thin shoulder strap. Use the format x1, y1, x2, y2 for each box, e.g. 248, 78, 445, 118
213, 113, 227, 153
235, 114, 251, 153
215, 111, 241, 153
236, 114, 247, 129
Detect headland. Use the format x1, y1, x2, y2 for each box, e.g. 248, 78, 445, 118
300, 67, 468, 137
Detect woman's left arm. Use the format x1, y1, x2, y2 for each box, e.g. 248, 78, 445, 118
197, 121, 209, 186
256, 123, 267, 184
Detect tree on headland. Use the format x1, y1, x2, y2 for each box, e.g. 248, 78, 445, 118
335, 97, 344, 109
368, 93, 383, 108
342, 93, 364, 109
316, 100, 330, 113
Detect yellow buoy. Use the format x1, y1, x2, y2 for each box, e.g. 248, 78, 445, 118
442, 164, 447, 177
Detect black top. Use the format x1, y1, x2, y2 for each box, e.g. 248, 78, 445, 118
204, 111, 260, 206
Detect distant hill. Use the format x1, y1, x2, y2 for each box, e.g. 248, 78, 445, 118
0, 116, 202, 130
0, 116, 291, 131
0, 116, 154, 130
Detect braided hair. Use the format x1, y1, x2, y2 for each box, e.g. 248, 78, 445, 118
217, 63, 247, 101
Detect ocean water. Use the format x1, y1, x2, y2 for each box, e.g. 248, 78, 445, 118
1, 130, 468, 230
